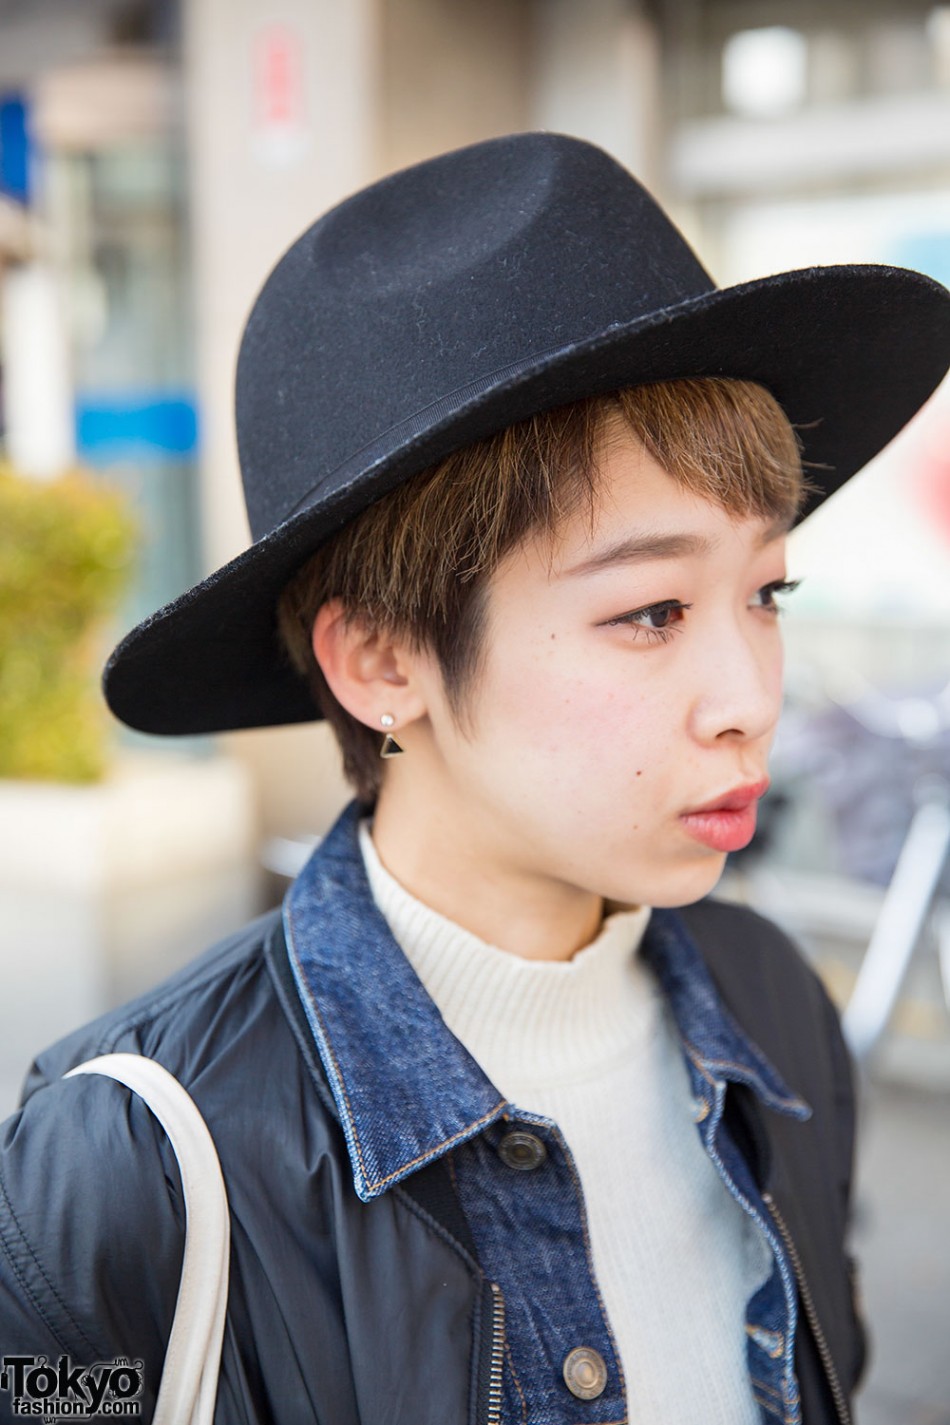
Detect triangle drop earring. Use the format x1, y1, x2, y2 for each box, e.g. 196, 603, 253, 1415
379, 713, 404, 759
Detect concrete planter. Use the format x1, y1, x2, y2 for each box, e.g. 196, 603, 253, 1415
0, 753, 260, 1117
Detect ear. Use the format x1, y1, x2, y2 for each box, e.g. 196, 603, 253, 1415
311, 598, 429, 734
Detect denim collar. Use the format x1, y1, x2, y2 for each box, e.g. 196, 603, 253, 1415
284, 799, 809, 1203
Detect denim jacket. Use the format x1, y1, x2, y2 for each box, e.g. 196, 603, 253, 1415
0, 799, 863, 1425
286, 801, 833, 1425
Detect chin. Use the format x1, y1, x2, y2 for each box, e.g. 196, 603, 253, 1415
640, 855, 727, 910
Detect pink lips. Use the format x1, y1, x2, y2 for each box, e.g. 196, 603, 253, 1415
678, 779, 770, 853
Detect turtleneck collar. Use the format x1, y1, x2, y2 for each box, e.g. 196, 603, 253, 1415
358, 817, 656, 1092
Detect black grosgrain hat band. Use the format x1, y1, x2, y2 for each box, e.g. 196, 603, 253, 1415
103, 131, 950, 736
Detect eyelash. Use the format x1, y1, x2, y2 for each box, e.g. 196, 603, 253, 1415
605, 579, 803, 644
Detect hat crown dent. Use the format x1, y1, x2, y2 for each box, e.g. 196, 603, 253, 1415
236, 132, 715, 542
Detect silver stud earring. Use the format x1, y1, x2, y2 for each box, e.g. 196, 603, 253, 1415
379, 713, 404, 759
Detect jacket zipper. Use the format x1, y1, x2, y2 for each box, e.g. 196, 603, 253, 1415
485, 1281, 505, 1425
762, 1192, 852, 1425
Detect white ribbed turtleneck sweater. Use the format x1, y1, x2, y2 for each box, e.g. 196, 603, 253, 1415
358, 819, 771, 1424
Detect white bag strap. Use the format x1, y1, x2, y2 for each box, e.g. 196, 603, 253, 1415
64, 1053, 230, 1425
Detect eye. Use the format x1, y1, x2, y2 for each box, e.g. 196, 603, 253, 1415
752, 578, 802, 613
604, 599, 693, 644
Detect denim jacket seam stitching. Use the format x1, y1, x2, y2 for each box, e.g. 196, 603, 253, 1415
750, 1372, 784, 1398
683, 1045, 719, 1088
306, 979, 507, 1191
363, 1102, 509, 1193
555, 1126, 628, 1410
696, 1078, 803, 1415
502, 1339, 528, 1425
681, 1038, 807, 1112
751, 1389, 787, 1421
286, 906, 506, 1193
746, 1324, 785, 1359
653, 910, 808, 1105
263, 926, 340, 1122
289, 980, 374, 1171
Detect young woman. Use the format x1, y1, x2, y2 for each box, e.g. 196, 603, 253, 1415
1, 132, 948, 1425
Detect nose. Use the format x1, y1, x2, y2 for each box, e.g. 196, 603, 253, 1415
687, 616, 783, 748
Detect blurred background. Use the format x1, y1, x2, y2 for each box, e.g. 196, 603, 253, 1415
0, 1, 948, 1420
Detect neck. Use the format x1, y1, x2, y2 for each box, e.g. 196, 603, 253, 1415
371, 787, 607, 962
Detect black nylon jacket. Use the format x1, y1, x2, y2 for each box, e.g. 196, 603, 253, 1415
0, 895, 865, 1424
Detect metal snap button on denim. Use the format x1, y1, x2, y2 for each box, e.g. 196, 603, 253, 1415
498, 1130, 547, 1171
562, 1346, 607, 1400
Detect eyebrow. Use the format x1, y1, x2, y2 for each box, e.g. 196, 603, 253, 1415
561, 515, 792, 578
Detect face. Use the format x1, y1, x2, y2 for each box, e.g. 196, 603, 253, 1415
398, 420, 793, 913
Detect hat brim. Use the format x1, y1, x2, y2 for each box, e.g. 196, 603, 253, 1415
104, 263, 950, 735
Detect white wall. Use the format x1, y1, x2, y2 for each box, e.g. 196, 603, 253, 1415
183, 0, 380, 834
531, 0, 662, 191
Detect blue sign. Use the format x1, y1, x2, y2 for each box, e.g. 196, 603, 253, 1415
75, 392, 199, 465
0, 95, 30, 204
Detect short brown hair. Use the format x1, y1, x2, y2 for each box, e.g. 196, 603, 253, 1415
277, 378, 809, 802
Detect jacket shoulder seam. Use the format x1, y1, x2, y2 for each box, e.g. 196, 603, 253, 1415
89, 914, 280, 1053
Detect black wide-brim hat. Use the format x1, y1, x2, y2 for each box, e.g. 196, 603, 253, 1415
105, 132, 950, 735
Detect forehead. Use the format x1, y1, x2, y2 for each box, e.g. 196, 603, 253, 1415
541, 421, 789, 577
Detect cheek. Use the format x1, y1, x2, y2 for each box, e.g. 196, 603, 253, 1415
491, 654, 671, 771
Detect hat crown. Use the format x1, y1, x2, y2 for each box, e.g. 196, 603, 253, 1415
236, 133, 714, 541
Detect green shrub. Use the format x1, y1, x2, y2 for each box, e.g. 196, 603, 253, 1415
0, 464, 138, 782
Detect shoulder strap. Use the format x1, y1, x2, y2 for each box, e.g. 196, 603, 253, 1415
64, 1053, 229, 1425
